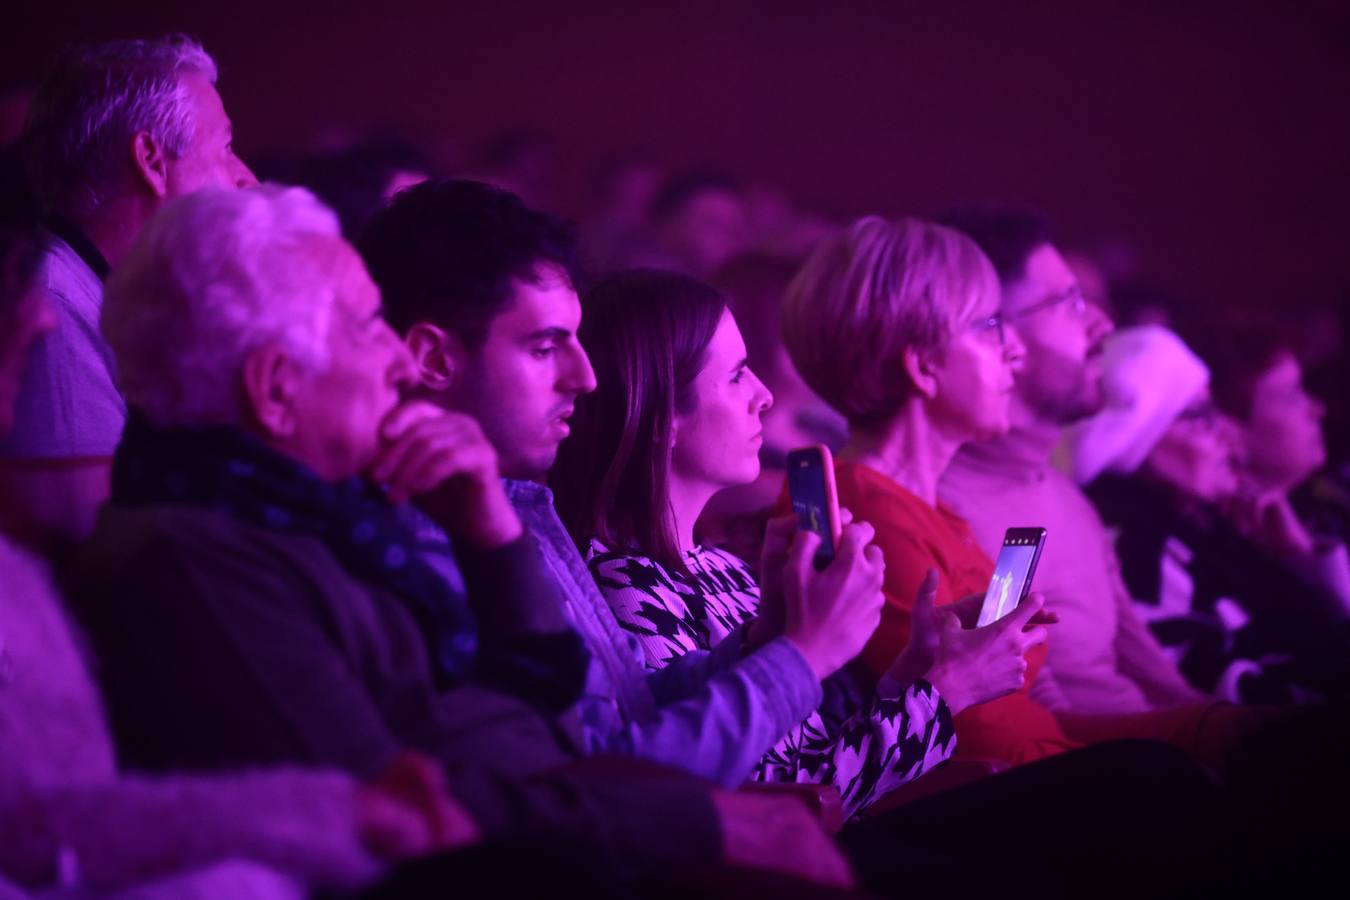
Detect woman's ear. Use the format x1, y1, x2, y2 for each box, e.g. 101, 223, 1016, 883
241, 342, 301, 439
130, 131, 171, 199
902, 346, 939, 400
405, 322, 463, 392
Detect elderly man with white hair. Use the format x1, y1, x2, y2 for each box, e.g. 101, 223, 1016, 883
70, 184, 857, 892
0, 35, 256, 551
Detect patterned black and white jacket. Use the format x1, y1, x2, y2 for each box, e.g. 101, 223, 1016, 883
587, 540, 958, 819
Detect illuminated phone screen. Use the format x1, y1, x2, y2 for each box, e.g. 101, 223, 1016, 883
978, 541, 1040, 627
787, 457, 836, 561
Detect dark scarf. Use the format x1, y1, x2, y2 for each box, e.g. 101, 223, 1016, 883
110, 411, 478, 686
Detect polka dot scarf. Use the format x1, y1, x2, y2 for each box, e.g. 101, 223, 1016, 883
110, 411, 478, 686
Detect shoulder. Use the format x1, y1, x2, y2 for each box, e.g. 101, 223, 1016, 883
77, 506, 334, 601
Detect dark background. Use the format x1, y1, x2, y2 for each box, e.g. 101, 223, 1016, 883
5, 1, 1348, 316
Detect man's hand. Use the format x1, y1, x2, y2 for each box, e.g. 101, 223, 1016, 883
371, 401, 522, 548
357, 751, 480, 860
711, 790, 855, 889
779, 518, 885, 681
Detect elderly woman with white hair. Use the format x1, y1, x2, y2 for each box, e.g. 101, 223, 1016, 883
1069, 326, 1350, 705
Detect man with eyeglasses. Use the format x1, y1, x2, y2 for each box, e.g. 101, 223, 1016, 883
936, 208, 1206, 716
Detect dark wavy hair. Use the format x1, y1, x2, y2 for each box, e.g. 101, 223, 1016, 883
551, 269, 726, 571
358, 178, 579, 348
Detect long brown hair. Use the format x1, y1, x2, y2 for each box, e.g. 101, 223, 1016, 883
551, 269, 726, 570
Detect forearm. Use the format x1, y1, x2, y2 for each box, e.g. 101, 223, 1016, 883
0, 769, 381, 891
584, 638, 823, 787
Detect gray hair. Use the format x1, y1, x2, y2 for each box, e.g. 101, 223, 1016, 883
22, 34, 218, 216
103, 185, 341, 428
783, 216, 1000, 428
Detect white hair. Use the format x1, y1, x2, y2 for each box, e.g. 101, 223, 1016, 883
103, 185, 342, 428
22, 34, 219, 216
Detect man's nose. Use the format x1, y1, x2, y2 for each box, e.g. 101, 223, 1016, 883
1003, 322, 1027, 368
234, 157, 260, 189
563, 345, 598, 395
1085, 302, 1115, 343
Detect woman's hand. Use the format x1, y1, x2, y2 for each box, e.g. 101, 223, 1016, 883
357, 751, 481, 861
750, 508, 857, 649
927, 591, 1050, 716
886, 569, 1052, 715
778, 516, 885, 681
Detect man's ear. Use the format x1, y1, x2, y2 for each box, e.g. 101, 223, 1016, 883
405, 322, 466, 391
130, 130, 171, 199
241, 343, 302, 439
902, 346, 939, 401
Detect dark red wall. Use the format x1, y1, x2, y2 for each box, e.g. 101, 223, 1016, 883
7, 1, 1349, 312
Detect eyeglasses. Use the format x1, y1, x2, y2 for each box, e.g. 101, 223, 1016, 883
1008, 285, 1088, 322
970, 311, 1006, 346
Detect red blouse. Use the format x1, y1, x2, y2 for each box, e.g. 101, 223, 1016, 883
834, 461, 1079, 765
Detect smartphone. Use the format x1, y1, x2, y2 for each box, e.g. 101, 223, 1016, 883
786, 444, 843, 566
977, 527, 1048, 627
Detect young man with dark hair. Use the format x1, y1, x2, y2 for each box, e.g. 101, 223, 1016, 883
359, 178, 837, 782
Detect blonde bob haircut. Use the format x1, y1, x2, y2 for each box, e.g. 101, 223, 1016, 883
782, 215, 1000, 428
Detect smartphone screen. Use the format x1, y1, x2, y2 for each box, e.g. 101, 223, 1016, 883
977, 528, 1047, 627
786, 445, 840, 565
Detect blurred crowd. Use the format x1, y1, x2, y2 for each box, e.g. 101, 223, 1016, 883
1, 33, 1348, 899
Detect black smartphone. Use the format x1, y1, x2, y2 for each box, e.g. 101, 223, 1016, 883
977, 527, 1048, 627
785, 444, 842, 566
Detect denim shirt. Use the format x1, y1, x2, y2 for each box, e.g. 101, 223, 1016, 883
405, 481, 822, 787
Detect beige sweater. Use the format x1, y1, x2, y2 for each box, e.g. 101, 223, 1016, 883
0, 537, 382, 895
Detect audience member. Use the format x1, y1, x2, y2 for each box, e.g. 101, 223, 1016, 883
781, 217, 1248, 768
553, 267, 1051, 818
579, 153, 663, 272
1069, 325, 1350, 704
255, 137, 433, 239
0, 223, 450, 899
1189, 321, 1350, 609
937, 207, 1205, 715
619, 171, 749, 276
698, 253, 847, 562
0, 35, 256, 552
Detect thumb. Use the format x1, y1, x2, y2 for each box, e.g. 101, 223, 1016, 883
1002, 591, 1047, 632
913, 568, 939, 625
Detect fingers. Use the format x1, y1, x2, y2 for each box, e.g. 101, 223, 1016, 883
1019, 625, 1050, 651
761, 515, 798, 559
379, 400, 444, 441
1003, 590, 1046, 631
786, 528, 823, 580
838, 506, 854, 527
833, 520, 876, 566
916, 567, 939, 601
